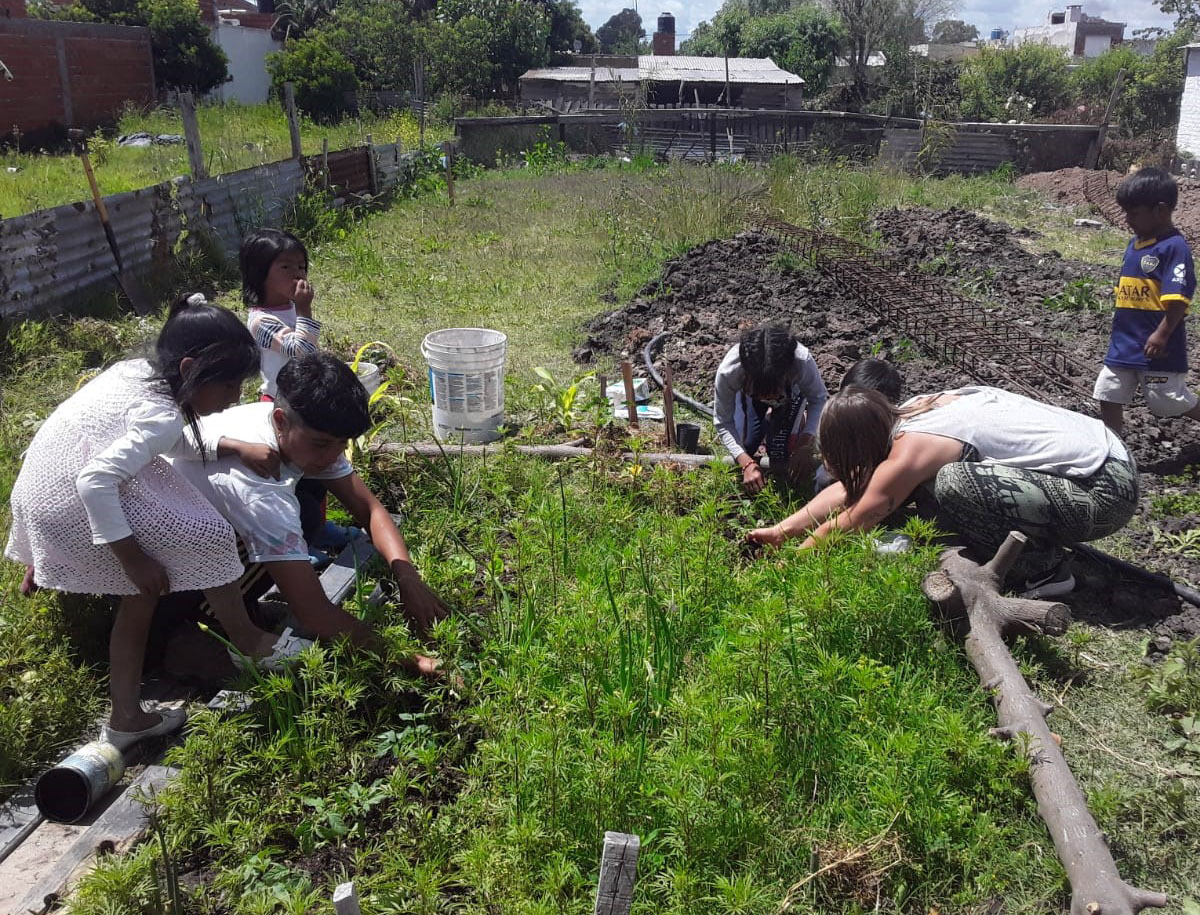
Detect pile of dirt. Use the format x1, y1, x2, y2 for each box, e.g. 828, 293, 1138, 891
870, 205, 1110, 304
1017, 167, 1124, 207
578, 210, 1200, 637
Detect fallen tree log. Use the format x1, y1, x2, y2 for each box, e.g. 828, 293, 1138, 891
379, 441, 731, 469
922, 532, 1167, 915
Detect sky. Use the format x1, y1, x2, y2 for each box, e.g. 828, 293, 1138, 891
575, 0, 1175, 44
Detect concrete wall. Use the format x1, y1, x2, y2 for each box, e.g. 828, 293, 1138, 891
1177, 47, 1200, 157
0, 18, 155, 141
210, 21, 280, 104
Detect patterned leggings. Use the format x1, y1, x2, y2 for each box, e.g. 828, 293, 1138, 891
924, 450, 1139, 575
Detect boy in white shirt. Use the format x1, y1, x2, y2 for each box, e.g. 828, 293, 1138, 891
174, 352, 446, 668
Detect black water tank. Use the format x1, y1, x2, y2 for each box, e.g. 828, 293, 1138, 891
657, 12, 675, 34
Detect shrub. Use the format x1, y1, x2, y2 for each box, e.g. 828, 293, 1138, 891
959, 44, 1072, 121
268, 36, 359, 122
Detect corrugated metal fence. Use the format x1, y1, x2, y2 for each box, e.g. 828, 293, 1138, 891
0, 143, 415, 320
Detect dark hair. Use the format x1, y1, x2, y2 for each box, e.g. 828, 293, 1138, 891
739, 323, 798, 395
154, 294, 260, 458
818, 386, 899, 505
1116, 167, 1178, 211
275, 351, 370, 439
840, 358, 903, 404
239, 228, 309, 307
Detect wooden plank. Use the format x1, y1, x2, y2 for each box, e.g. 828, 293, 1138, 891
14, 765, 177, 915
594, 831, 639, 915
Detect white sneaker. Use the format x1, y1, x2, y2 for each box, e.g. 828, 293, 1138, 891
1020, 568, 1076, 600
228, 627, 312, 673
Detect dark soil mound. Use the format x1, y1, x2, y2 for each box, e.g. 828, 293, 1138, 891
578, 209, 1200, 638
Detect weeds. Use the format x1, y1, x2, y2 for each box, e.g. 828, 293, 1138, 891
1043, 278, 1108, 312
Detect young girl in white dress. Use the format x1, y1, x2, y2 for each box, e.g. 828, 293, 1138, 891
6, 295, 306, 746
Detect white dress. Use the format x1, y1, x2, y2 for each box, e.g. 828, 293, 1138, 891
5, 359, 244, 595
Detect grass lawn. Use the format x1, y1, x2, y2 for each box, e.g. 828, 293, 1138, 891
0, 102, 450, 218
0, 160, 1196, 912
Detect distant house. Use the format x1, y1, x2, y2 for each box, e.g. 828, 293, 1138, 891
910, 42, 981, 63
1011, 4, 1124, 58
198, 0, 281, 104
1177, 43, 1200, 156
520, 56, 804, 110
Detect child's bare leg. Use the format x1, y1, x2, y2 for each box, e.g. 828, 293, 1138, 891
109, 594, 162, 731
1099, 400, 1124, 434
19, 565, 38, 596
202, 582, 277, 656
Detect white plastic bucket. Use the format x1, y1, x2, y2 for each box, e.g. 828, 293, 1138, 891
354, 361, 382, 395
420, 328, 507, 443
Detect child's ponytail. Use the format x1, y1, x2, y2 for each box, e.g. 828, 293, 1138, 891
154, 294, 260, 457
739, 322, 798, 394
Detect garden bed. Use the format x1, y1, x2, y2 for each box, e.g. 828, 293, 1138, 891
578, 207, 1200, 638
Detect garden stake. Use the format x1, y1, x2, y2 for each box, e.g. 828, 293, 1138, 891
662, 364, 677, 449
333, 882, 362, 915
922, 532, 1168, 915
620, 361, 638, 428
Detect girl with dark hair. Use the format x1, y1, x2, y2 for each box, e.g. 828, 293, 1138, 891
714, 323, 829, 494
239, 227, 318, 399
748, 385, 1139, 597
5, 295, 307, 747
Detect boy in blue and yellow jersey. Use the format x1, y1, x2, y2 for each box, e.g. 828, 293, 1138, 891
1094, 167, 1200, 434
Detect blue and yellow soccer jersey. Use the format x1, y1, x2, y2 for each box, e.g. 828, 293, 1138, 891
1104, 229, 1195, 372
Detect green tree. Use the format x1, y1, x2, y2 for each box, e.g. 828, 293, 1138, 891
267, 34, 358, 120
274, 0, 339, 40
959, 43, 1071, 121
541, 0, 596, 57
595, 7, 644, 54
1154, 0, 1200, 28
930, 18, 977, 43
740, 6, 845, 91
1122, 27, 1194, 136
30, 0, 228, 93
417, 0, 550, 98
321, 0, 416, 89
679, 1, 749, 56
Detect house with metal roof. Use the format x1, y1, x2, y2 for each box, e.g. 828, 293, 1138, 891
519, 55, 805, 110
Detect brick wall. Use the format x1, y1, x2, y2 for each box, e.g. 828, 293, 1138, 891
0, 0, 26, 19
0, 19, 154, 141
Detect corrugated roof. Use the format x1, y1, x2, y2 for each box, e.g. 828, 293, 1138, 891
521, 55, 803, 85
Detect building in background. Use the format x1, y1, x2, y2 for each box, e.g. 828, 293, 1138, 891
1176, 43, 1200, 156
1011, 5, 1125, 58
909, 41, 981, 63
0, 0, 155, 140
198, 0, 281, 104
520, 55, 804, 110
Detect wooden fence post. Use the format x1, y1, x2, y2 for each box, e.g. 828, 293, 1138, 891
283, 82, 303, 159
321, 137, 329, 190
179, 92, 207, 179
594, 831, 639, 915
442, 140, 455, 205
1085, 67, 1126, 170
365, 133, 379, 195
332, 882, 361, 915
662, 364, 676, 450
620, 361, 638, 429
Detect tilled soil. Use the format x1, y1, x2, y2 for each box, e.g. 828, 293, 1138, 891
576, 207, 1200, 639
1017, 166, 1200, 246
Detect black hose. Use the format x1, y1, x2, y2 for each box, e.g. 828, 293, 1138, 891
1073, 541, 1200, 609
642, 332, 716, 418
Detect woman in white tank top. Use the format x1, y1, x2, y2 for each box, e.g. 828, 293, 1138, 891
748, 386, 1138, 595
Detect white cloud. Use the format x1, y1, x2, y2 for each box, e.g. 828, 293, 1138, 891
576, 0, 1175, 42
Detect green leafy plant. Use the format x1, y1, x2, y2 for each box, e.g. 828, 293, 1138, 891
268, 36, 359, 122
525, 129, 570, 175
530, 367, 597, 433
1043, 278, 1107, 312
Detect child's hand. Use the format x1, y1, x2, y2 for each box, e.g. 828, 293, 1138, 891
1145, 330, 1170, 360
747, 524, 786, 548
742, 461, 766, 493
292, 278, 315, 313
236, 443, 281, 479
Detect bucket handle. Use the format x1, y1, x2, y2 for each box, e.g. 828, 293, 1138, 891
350, 340, 397, 374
